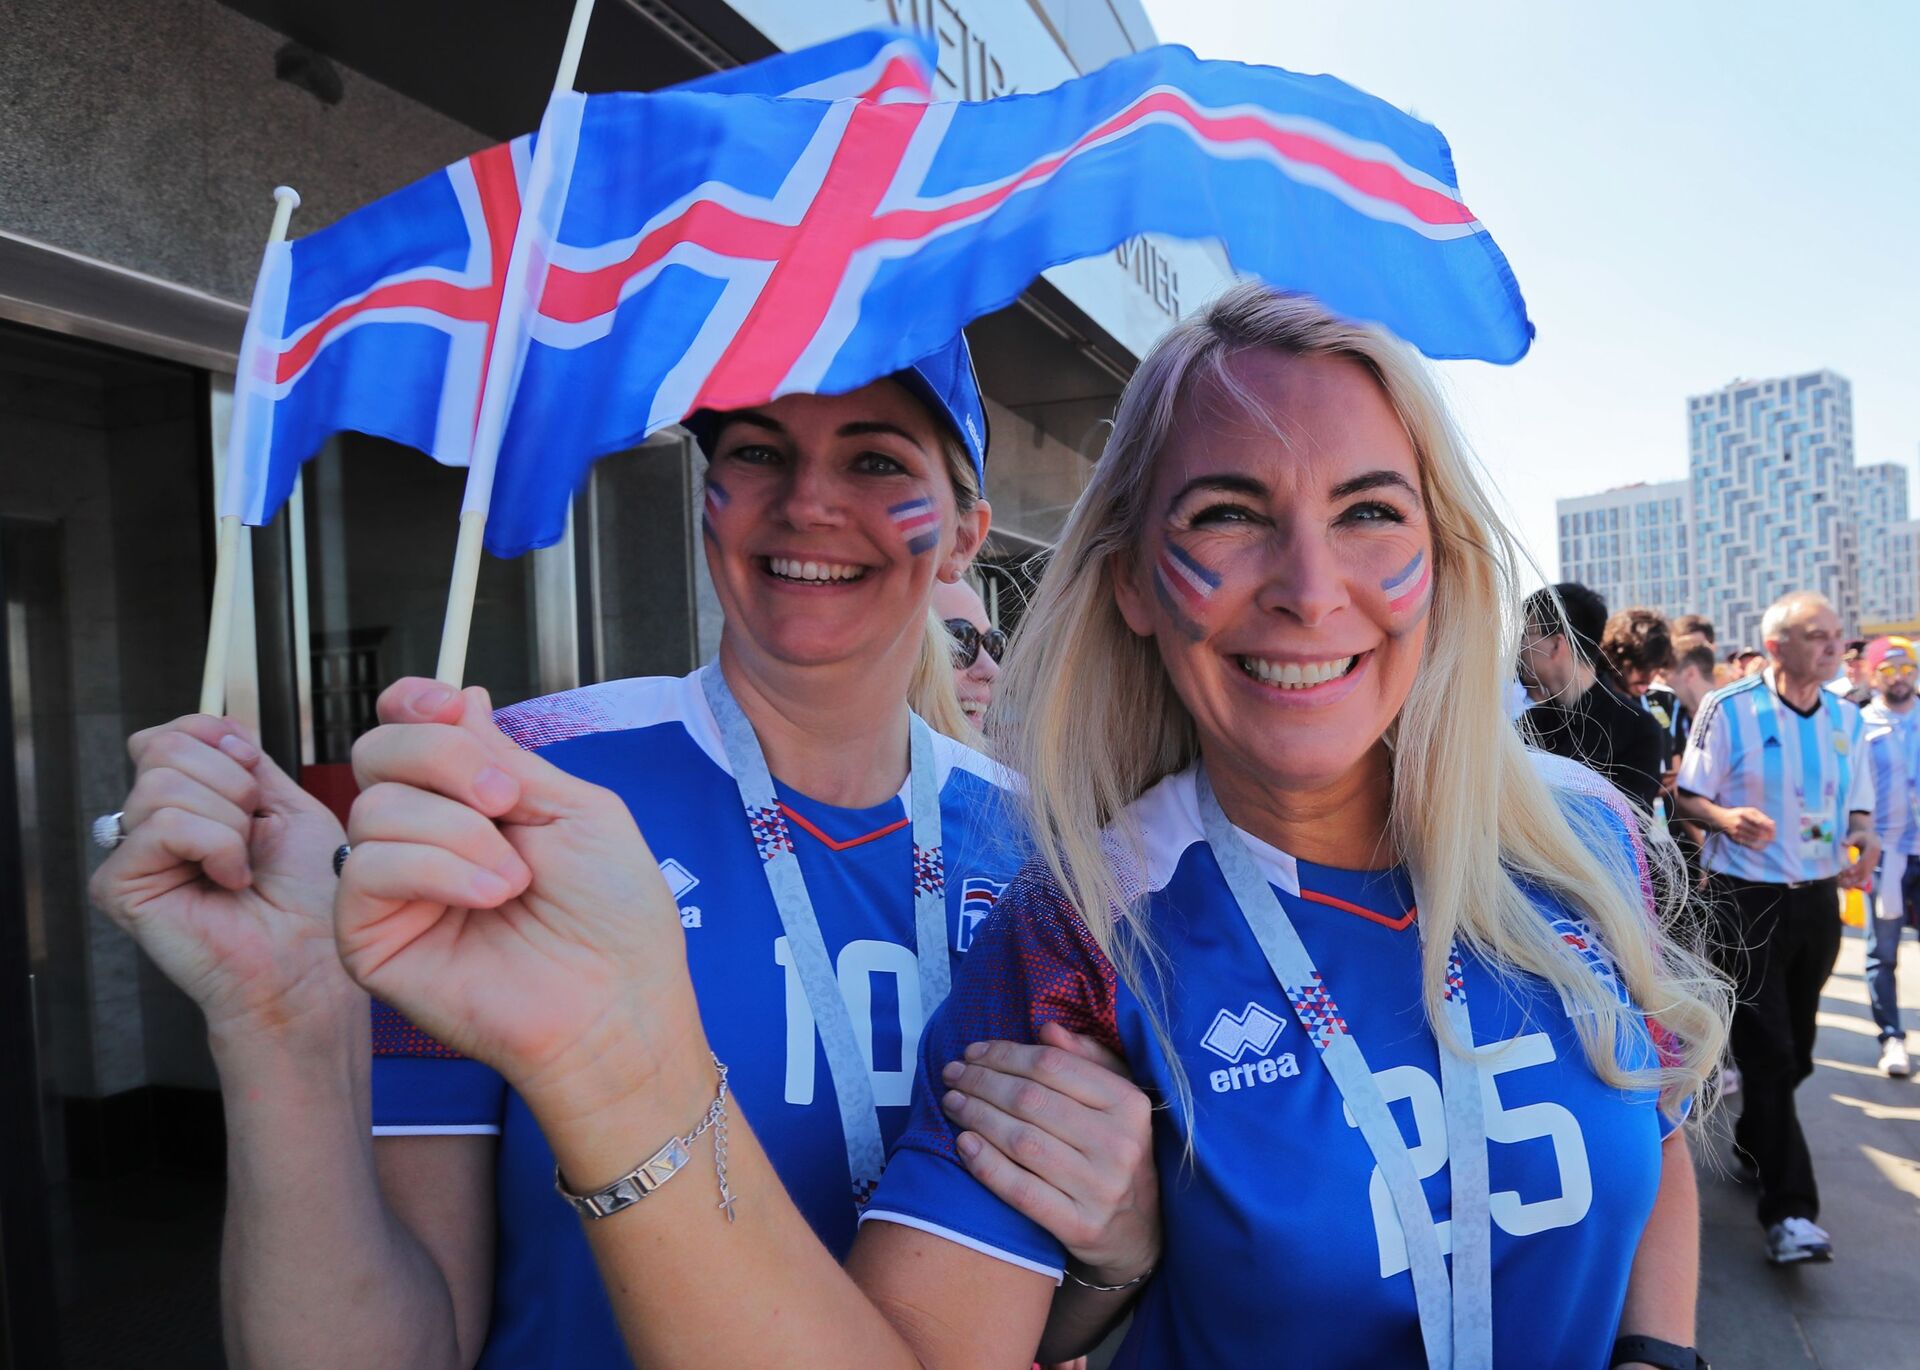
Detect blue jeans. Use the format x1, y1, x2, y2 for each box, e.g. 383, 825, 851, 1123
1865, 853, 1920, 1041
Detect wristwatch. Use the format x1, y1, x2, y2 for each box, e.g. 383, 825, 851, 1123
1612, 1335, 1709, 1369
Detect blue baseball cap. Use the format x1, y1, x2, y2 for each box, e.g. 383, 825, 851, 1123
684, 333, 989, 495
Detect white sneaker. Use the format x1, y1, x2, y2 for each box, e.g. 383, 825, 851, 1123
1880, 1038, 1913, 1078
1766, 1217, 1834, 1265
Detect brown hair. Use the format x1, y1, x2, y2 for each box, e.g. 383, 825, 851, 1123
1601, 607, 1675, 677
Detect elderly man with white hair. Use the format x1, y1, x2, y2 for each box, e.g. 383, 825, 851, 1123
1675, 590, 1878, 1265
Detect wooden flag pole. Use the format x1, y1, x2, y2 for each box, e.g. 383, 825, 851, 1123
433, 0, 596, 688
201, 185, 301, 717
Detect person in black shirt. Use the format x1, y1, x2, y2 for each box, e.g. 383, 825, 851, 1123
1517, 582, 1666, 810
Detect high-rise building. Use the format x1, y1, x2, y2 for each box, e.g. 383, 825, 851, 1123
1687, 370, 1857, 649
1856, 462, 1910, 626
1870, 518, 1920, 633
1555, 480, 1692, 619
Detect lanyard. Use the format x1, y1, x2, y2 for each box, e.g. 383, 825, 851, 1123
1196, 771, 1491, 1370
700, 663, 948, 1202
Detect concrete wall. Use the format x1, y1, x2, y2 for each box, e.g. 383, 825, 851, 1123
1, 0, 487, 302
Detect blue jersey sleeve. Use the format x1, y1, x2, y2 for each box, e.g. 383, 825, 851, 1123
369, 1000, 508, 1136
862, 864, 1122, 1278
1544, 768, 1694, 1137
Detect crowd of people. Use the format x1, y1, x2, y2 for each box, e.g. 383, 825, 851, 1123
1513, 580, 1919, 1270
95, 285, 1859, 1369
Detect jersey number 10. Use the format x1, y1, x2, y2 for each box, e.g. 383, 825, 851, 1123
774, 937, 927, 1108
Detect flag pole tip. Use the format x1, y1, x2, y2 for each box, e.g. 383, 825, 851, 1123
273, 185, 302, 209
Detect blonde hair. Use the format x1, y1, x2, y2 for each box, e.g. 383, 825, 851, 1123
997, 284, 1728, 1127
911, 607, 975, 742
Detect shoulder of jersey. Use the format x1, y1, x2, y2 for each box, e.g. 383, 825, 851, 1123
492, 673, 730, 771
491, 672, 1022, 800
1107, 765, 1300, 899
1688, 672, 1762, 740
1526, 749, 1642, 851
925, 726, 1021, 799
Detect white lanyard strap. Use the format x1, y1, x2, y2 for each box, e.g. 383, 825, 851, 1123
701, 664, 947, 1202
1196, 771, 1491, 1370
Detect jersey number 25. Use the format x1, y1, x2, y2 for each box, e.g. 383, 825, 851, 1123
1345, 1031, 1594, 1279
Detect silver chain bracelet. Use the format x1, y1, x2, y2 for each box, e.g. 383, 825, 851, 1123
1065, 1261, 1155, 1293
554, 1054, 738, 1223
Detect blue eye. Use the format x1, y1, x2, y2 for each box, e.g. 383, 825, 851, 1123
853, 451, 909, 475
1190, 502, 1259, 526
1343, 500, 1406, 524
722, 442, 783, 465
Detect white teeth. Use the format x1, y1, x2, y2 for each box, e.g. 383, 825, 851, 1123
1239, 655, 1355, 689
768, 557, 864, 582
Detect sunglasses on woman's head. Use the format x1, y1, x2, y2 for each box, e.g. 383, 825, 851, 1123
945, 619, 1007, 668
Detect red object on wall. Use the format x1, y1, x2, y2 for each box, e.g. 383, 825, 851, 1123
300, 762, 359, 828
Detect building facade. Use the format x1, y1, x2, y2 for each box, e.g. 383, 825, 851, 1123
1686, 370, 1859, 650
0, 1, 1228, 1360
1856, 461, 1913, 628
1554, 479, 1692, 620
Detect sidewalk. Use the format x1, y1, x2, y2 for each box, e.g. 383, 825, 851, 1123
1694, 925, 1920, 1368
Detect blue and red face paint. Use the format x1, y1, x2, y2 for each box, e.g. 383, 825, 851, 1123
1381, 551, 1430, 615
889, 497, 941, 555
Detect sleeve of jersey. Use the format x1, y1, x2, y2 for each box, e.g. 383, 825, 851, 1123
1555, 782, 1690, 1134
1849, 714, 1877, 815
369, 1000, 509, 1137
1674, 693, 1729, 800
860, 866, 1122, 1281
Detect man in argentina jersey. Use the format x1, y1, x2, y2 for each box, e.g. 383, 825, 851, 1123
1674, 591, 1876, 1264
865, 759, 1678, 1368
371, 671, 1021, 1369
1859, 636, 1920, 1077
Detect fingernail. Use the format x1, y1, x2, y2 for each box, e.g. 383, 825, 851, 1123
470, 869, 510, 902
965, 1042, 987, 1061
217, 733, 259, 763
941, 1061, 963, 1083
473, 767, 517, 810
942, 1089, 967, 1114
493, 853, 529, 884
409, 684, 455, 715
956, 1132, 981, 1159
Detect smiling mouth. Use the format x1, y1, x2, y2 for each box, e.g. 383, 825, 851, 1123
1237, 653, 1363, 689
762, 556, 869, 584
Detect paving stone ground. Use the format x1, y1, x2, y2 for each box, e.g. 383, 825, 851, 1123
1694, 924, 1920, 1369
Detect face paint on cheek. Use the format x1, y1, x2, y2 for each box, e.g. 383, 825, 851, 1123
701, 479, 730, 541
888, 497, 941, 556
1153, 540, 1222, 641
1381, 550, 1432, 626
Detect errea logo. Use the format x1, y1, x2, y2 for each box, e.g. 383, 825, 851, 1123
1201, 1001, 1300, 1094
659, 858, 703, 929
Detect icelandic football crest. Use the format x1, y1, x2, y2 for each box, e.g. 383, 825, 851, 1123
956, 876, 1007, 953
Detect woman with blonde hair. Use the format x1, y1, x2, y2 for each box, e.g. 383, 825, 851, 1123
311, 287, 1728, 1369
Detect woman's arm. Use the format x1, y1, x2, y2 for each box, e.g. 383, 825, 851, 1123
1615, 1130, 1699, 1362
334, 681, 1062, 1368
89, 712, 496, 1369
933, 1026, 1158, 1361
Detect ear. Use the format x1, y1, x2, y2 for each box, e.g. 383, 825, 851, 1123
939, 498, 992, 583
1110, 546, 1157, 639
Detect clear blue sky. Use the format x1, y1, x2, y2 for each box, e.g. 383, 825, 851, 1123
1138, 0, 1920, 585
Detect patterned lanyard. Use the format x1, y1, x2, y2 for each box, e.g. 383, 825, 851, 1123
700, 663, 948, 1203
1196, 771, 1492, 1370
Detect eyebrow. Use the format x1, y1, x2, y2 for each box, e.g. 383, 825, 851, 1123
1165, 473, 1269, 514
1330, 470, 1422, 503
714, 414, 926, 448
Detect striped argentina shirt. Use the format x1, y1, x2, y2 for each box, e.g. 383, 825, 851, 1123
1677, 670, 1874, 884
1861, 699, 1920, 856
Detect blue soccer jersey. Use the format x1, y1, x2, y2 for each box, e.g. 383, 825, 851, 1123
370, 671, 1022, 1370
867, 758, 1680, 1368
